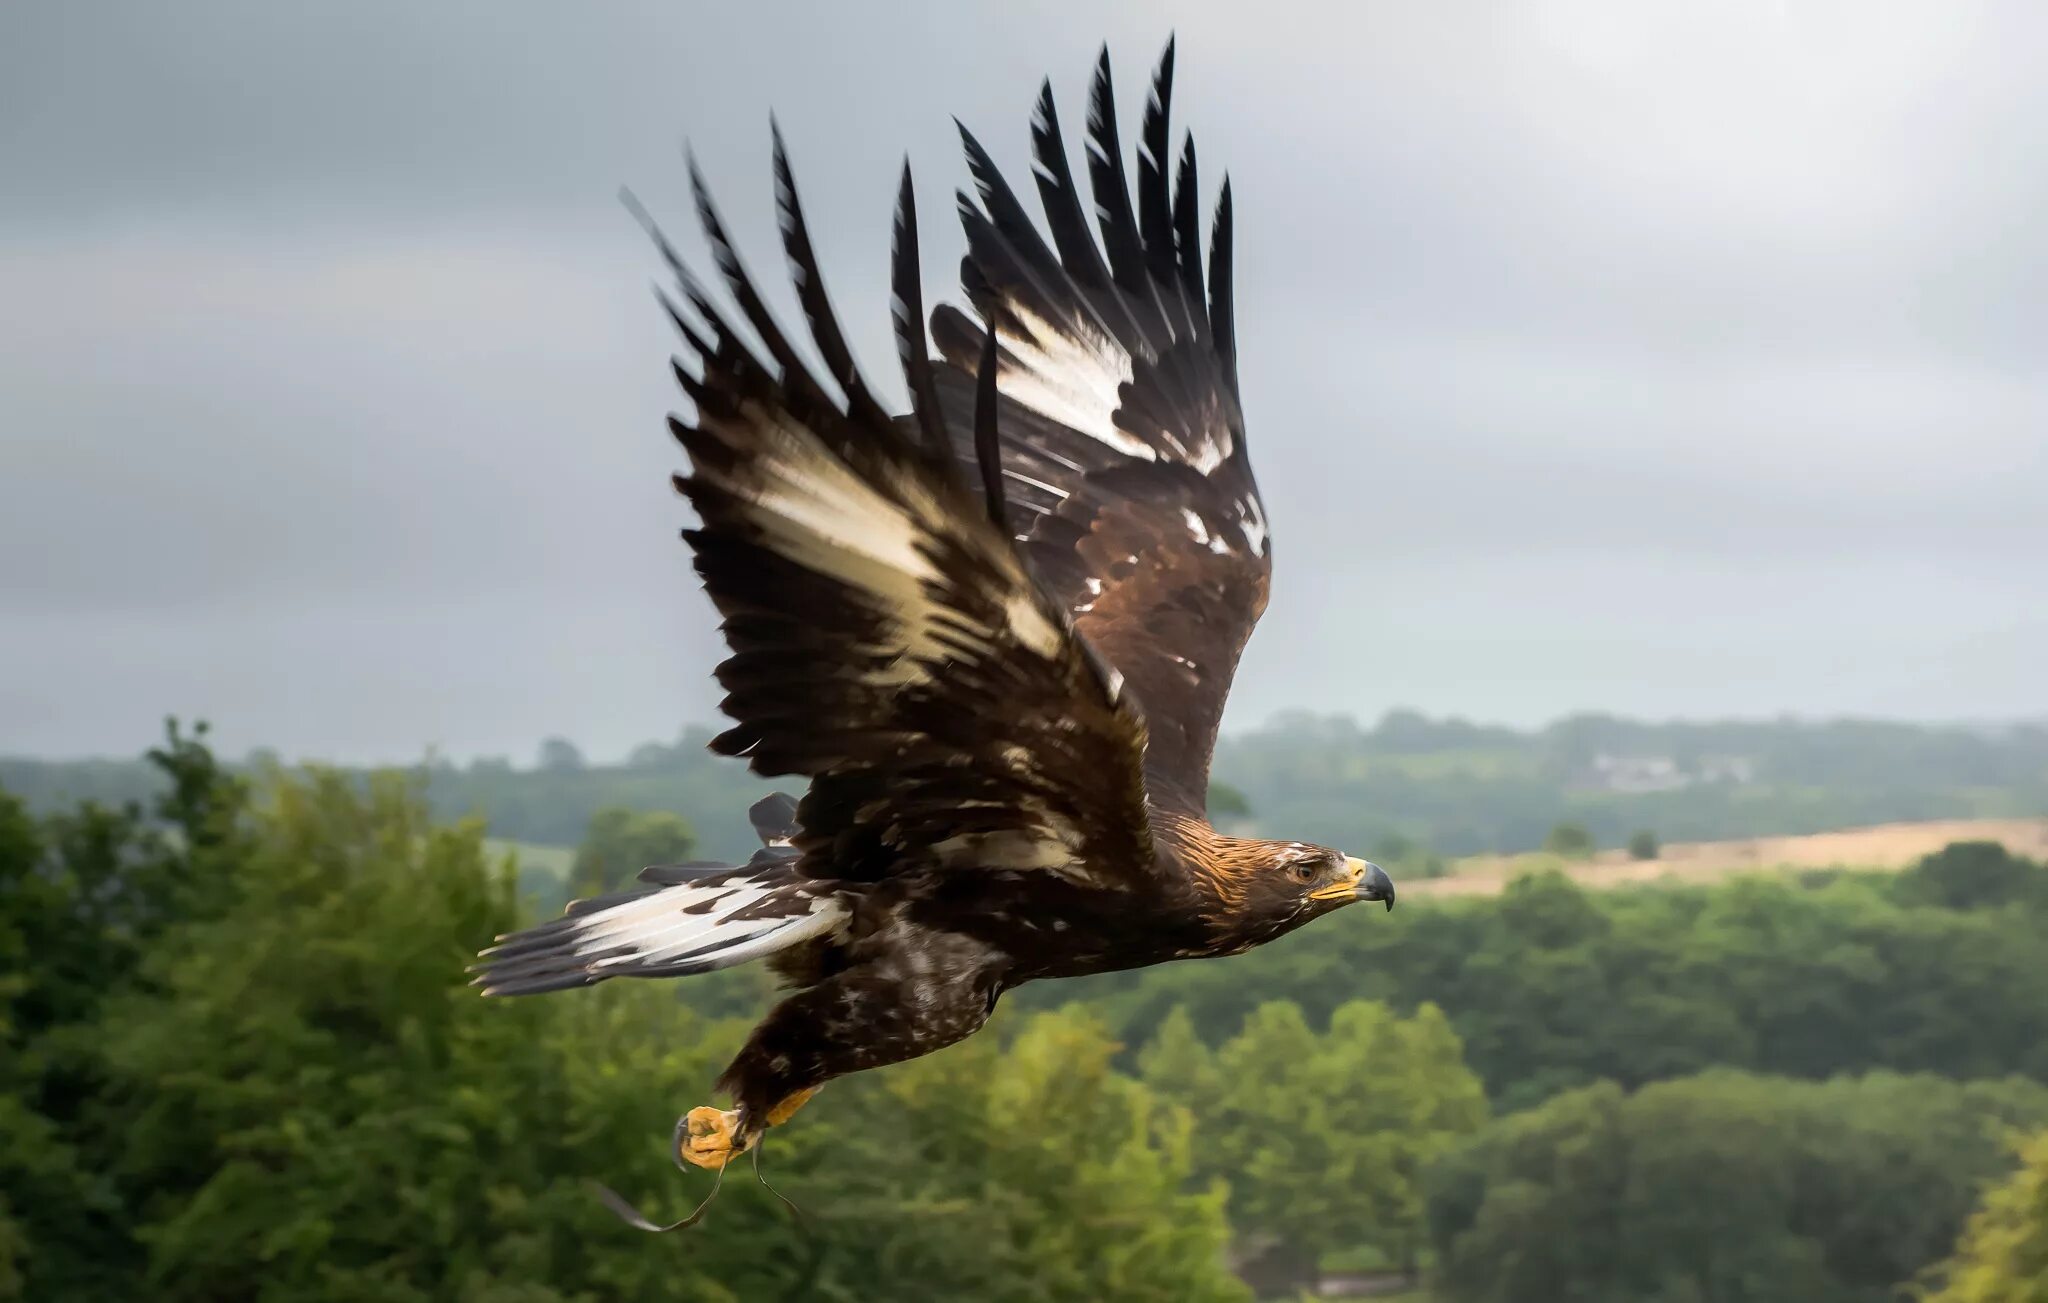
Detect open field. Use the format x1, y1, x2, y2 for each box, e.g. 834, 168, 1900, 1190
1415, 817, 2048, 898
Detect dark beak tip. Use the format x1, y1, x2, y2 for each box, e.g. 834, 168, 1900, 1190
1361, 862, 1395, 911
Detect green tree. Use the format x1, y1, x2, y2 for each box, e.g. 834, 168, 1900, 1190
569, 805, 697, 897
1542, 821, 1595, 858
1035, 854, 2048, 1115
816, 1008, 1246, 1302
6, 726, 1249, 1302
1138, 1006, 1219, 1103
1207, 782, 1253, 825
1628, 829, 1660, 861
535, 736, 585, 773
1925, 1127, 2048, 1302
1429, 1072, 2048, 1303
0, 718, 251, 1300
1152, 1000, 1486, 1295
1894, 840, 2045, 911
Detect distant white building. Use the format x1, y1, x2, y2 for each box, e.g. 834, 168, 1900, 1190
1583, 753, 1759, 793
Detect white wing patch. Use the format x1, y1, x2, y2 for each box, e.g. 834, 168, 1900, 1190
1187, 428, 1234, 474
706, 397, 1069, 686
472, 873, 849, 994
1005, 593, 1063, 658
573, 880, 846, 973
987, 296, 1237, 480
931, 808, 1097, 879
1237, 494, 1269, 557
993, 303, 1147, 460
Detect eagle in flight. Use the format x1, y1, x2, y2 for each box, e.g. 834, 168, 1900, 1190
473, 39, 1393, 1177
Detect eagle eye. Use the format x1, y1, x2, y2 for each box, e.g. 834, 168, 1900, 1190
1286, 861, 1317, 885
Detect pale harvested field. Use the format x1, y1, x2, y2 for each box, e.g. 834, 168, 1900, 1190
1411, 818, 2048, 899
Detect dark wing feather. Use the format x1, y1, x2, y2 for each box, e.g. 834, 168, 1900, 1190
1029, 80, 1112, 292
1209, 176, 1238, 389
934, 43, 1269, 812
650, 149, 1157, 892
973, 328, 1010, 533
1136, 37, 1185, 306
890, 163, 951, 462
769, 120, 891, 430
1085, 48, 1149, 305
1171, 135, 1206, 323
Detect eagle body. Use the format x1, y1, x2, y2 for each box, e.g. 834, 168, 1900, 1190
474, 40, 1393, 1164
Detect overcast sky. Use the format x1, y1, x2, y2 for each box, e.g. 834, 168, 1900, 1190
4, 1, 2044, 764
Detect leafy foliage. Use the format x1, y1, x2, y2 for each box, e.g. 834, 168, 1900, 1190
1206, 782, 1253, 824
1925, 1127, 2048, 1302
1542, 822, 1594, 858
1428, 1072, 2048, 1303
568, 806, 697, 897
1143, 1002, 1487, 1294
0, 719, 248, 1299
5, 720, 2047, 1300
1, 724, 1253, 1301
1893, 840, 2048, 912
534, 737, 585, 773
1033, 858, 2048, 1113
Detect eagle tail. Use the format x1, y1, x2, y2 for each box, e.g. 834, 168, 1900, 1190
470, 852, 842, 997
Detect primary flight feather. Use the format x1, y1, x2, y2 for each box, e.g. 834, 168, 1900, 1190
472, 38, 1394, 1175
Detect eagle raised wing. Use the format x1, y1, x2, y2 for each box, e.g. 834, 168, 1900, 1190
926, 40, 1268, 814
644, 137, 1157, 896
477, 46, 1398, 1190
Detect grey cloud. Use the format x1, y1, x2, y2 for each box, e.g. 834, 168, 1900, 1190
4, 0, 2045, 761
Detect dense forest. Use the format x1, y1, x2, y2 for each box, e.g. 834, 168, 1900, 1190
5, 721, 2048, 1300
8, 711, 2047, 864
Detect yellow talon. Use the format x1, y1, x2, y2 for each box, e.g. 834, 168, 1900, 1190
677, 1106, 746, 1170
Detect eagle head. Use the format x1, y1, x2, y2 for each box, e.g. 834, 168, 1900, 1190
1268, 843, 1395, 914
1188, 834, 1395, 950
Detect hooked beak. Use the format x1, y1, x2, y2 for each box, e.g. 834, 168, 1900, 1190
1308, 857, 1396, 910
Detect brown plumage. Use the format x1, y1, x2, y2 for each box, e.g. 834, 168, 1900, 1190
472, 39, 1393, 1174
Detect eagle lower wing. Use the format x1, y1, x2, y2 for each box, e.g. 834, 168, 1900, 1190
927, 41, 1271, 814
646, 137, 1156, 894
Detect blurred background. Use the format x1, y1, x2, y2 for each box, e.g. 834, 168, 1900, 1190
4, 3, 2046, 1300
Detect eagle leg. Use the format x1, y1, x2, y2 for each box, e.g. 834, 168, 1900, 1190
675, 1086, 820, 1171
765, 1085, 820, 1126
692, 949, 1002, 1166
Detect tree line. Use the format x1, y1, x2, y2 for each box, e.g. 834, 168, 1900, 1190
5, 722, 2046, 1300
1032, 840, 2048, 1113
0, 723, 1471, 1301
8, 710, 2046, 864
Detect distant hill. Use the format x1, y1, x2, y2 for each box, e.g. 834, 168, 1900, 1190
5, 711, 2045, 863
1211, 710, 2048, 862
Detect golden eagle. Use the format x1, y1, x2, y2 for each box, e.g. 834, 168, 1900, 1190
474, 39, 1393, 1179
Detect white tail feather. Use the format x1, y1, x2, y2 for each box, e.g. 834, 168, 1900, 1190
474, 871, 846, 997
